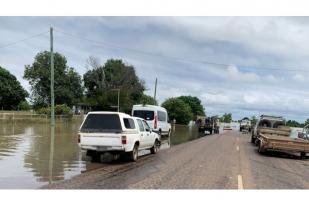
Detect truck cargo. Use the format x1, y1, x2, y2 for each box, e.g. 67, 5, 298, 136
252, 115, 309, 158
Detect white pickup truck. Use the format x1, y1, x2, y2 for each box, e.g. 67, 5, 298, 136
78, 111, 160, 162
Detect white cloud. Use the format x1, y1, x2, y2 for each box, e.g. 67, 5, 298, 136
226, 65, 259, 82
2, 17, 309, 121
201, 93, 231, 105
292, 73, 306, 82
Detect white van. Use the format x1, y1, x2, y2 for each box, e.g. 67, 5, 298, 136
78, 112, 160, 162
132, 105, 171, 137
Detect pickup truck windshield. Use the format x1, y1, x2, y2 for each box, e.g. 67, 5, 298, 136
133, 110, 154, 120
80, 114, 122, 133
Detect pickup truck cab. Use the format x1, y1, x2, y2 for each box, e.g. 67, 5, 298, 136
251, 115, 286, 144
240, 117, 251, 132
78, 111, 160, 162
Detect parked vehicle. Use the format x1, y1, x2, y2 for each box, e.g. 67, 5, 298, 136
239, 117, 251, 132
213, 116, 220, 134
252, 115, 309, 158
196, 116, 214, 134
78, 112, 160, 162
298, 124, 309, 141
132, 105, 171, 137
251, 115, 286, 144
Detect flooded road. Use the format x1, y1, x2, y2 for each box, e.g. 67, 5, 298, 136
0, 118, 200, 189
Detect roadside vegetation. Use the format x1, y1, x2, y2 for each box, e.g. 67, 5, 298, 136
1, 50, 309, 126
220, 113, 232, 123
0, 66, 28, 110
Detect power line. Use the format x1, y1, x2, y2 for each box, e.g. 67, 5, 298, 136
54, 28, 309, 73
0, 30, 49, 49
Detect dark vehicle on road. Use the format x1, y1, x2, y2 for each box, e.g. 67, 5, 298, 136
196, 116, 214, 134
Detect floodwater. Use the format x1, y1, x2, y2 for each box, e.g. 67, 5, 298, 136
0, 119, 200, 189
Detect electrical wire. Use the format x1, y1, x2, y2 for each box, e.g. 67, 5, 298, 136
0, 30, 49, 49
54, 28, 309, 73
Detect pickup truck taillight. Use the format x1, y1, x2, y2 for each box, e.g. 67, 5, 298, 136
154, 115, 158, 129
121, 136, 127, 144
77, 134, 81, 143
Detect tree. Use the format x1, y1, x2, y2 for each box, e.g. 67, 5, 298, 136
18, 100, 31, 111
221, 113, 232, 123
303, 119, 309, 127
0, 66, 28, 110
161, 97, 193, 125
286, 120, 303, 128
83, 59, 145, 113
140, 94, 158, 105
178, 96, 205, 116
24, 51, 83, 108
250, 115, 257, 126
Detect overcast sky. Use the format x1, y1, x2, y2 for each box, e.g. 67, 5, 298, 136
1, 17, 309, 121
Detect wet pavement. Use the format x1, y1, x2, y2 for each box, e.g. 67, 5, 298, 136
1, 119, 307, 189
0, 119, 200, 189
44, 130, 309, 189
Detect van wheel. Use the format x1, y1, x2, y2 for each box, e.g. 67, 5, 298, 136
150, 140, 159, 154
128, 144, 138, 162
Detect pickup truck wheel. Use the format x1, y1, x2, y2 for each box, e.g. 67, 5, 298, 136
150, 140, 159, 154
167, 130, 171, 138
128, 144, 138, 162
258, 141, 266, 153
255, 139, 260, 146
300, 152, 306, 159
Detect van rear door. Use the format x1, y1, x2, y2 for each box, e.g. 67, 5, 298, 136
132, 110, 155, 129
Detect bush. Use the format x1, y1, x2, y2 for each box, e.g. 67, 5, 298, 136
55, 104, 72, 116
36, 104, 72, 117
37, 107, 50, 115
161, 97, 193, 125
18, 101, 31, 111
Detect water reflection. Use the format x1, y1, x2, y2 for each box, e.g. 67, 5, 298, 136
49, 126, 55, 184
0, 119, 202, 188
23, 121, 83, 184
170, 124, 200, 145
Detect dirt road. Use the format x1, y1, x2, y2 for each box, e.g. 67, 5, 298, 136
44, 131, 309, 189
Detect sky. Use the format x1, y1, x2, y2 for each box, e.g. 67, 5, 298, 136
1, 16, 309, 121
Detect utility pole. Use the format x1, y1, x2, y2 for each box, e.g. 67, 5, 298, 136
111, 88, 120, 112
117, 89, 120, 112
50, 27, 55, 126
154, 77, 157, 105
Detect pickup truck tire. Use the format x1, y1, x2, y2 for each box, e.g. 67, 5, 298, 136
150, 140, 159, 154
128, 144, 139, 162
251, 135, 255, 143
258, 141, 266, 153
301, 152, 307, 159
255, 138, 260, 146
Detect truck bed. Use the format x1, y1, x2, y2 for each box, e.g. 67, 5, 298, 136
259, 133, 309, 153
258, 126, 291, 137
